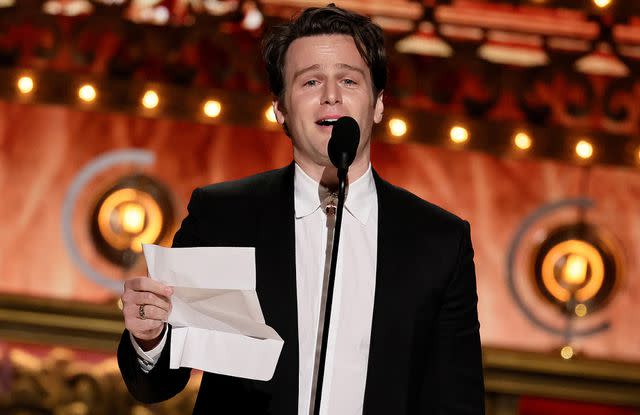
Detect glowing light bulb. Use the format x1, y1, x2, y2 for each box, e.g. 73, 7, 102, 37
265, 106, 277, 123
388, 118, 408, 138
142, 90, 159, 109
121, 203, 146, 234
575, 303, 588, 317
514, 132, 532, 150
576, 140, 594, 159
450, 126, 469, 143
17, 76, 34, 94
562, 254, 588, 285
594, 0, 612, 8
203, 100, 222, 118
78, 84, 97, 102
561, 345, 574, 360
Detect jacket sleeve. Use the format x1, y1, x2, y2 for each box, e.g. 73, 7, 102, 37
117, 188, 204, 403
118, 325, 191, 403
421, 220, 485, 414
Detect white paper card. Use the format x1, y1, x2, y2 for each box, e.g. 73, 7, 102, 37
143, 244, 283, 381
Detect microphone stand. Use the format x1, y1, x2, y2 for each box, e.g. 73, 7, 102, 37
312, 167, 348, 415
313, 168, 349, 415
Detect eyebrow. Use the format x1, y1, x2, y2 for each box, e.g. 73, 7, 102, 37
292, 63, 366, 81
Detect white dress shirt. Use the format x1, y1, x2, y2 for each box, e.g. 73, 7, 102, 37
132, 163, 378, 415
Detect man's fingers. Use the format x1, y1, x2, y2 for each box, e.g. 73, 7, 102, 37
124, 276, 173, 297
121, 289, 172, 313
126, 303, 169, 322
122, 276, 173, 313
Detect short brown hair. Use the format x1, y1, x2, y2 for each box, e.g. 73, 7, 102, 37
262, 4, 387, 102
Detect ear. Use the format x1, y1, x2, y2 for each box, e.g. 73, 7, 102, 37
373, 91, 384, 124
273, 99, 286, 126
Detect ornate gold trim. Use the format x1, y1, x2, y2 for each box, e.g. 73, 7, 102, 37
484, 346, 640, 408
1, 294, 639, 410
0, 294, 123, 352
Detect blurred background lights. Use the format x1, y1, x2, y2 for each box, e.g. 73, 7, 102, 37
203, 100, 222, 118
562, 253, 588, 286
78, 84, 97, 102
575, 303, 588, 317
241, 1, 263, 30
576, 140, 594, 159
17, 76, 34, 94
120, 202, 146, 235
514, 132, 532, 150
265, 106, 277, 123
142, 90, 159, 109
388, 118, 408, 137
450, 126, 469, 143
561, 345, 574, 360
593, 0, 612, 8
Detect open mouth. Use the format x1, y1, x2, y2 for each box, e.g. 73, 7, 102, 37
316, 118, 339, 127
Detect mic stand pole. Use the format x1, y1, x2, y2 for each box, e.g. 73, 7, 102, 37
312, 167, 348, 415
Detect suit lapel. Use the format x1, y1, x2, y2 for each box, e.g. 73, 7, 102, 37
362, 170, 413, 414
254, 163, 299, 414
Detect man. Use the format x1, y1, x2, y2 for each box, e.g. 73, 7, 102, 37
118, 5, 484, 414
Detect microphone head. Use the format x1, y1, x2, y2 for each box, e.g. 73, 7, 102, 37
328, 116, 360, 170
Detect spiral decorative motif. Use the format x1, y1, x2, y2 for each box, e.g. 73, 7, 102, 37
61, 150, 156, 293
506, 198, 621, 339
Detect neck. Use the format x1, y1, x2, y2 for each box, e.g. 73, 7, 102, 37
296, 156, 370, 190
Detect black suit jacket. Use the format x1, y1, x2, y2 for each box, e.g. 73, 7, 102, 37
118, 164, 485, 414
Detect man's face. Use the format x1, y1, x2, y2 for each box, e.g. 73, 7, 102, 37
273, 34, 384, 173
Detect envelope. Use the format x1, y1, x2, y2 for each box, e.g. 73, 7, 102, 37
143, 244, 284, 381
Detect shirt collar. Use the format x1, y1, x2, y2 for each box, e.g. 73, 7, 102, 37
294, 162, 377, 225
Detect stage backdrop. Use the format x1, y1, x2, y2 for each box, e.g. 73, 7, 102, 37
1, 100, 639, 362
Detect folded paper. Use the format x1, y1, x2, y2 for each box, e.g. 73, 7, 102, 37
143, 244, 283, 381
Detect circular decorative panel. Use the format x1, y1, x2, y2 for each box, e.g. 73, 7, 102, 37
532, 223, 619, 316
90, 174, 174, 268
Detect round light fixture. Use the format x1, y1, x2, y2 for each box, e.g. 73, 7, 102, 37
576, 140, 594, 159
142, 90, 159, 109
514, 132, 532, 150
560, 345, 574, 360
90, 174, 174, 268
203, 100, 222, 118
265, 106, 277, 123
388, 118, 408, 138
78, 84, 97, 102
17, 76, 34, 94
594, 0, 612, 8
450, 126, 469, 143
533, 223, 619, 316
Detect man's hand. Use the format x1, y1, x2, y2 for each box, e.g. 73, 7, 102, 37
121, 276, 173, 351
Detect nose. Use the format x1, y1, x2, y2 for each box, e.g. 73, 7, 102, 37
321, 81, 341, 105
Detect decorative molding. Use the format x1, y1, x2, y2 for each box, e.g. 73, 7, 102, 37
0, 292, 639, 412
0, 294, 123, 352
0, 340, 639, 414
484, 346, 640, 408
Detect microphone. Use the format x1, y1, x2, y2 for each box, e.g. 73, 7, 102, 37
328, 116, 360, 171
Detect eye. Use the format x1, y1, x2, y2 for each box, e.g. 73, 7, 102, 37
342, 78, 358, 86
303, 79, 318, 87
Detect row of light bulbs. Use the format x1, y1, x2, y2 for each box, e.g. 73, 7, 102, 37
531, 0, 612, 8
267, 110, 618, 161
15, 75, 639, 162
17, 75, 224, 117
447, 125, 600, 161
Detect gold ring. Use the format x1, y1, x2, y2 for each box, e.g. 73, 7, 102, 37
139, 304, 146, 319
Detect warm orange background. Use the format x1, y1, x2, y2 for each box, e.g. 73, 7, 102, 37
1, 100, 639, 362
